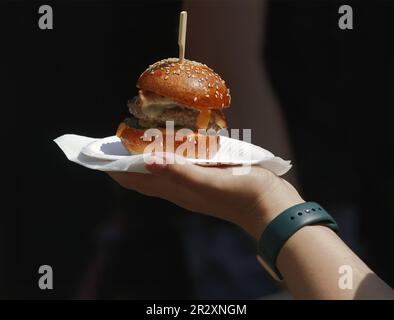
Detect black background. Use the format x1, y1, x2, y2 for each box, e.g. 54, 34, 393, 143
4, 0, 194, 299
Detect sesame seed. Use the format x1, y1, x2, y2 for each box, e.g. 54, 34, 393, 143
221, 103, 224, 107
205, 94, 210, 98
193, 97, 198, 102
164, 75, 169, 80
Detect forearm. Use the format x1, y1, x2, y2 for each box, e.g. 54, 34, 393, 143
111, 157, 393, 299
275, 225, 394, 299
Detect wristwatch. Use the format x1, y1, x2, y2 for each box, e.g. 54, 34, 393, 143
257, 202, 338, 281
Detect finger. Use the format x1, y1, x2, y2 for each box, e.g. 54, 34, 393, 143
108, 170, 194, 204
146, 160, 220, 188
107, 171, 164, 196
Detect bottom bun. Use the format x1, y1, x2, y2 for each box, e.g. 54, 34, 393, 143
116, 122, 220, 159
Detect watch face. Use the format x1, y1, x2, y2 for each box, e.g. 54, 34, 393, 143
256, 255, 283, 282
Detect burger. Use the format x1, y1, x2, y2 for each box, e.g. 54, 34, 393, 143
116, 58, 231, 158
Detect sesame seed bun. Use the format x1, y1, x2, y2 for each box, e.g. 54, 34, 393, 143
137, 58, 231, 110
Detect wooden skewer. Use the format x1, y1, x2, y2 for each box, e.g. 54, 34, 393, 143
178, 11, 187, 62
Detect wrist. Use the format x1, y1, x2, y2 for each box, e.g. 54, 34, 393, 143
246, 194, 305, 240
238, 171, 305, 240
257, 202, 339, 281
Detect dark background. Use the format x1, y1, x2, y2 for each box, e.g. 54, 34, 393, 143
1, 0, 393, 299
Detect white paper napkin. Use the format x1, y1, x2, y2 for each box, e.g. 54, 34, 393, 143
54, 134, 292, 176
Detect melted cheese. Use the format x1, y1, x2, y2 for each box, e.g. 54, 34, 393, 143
141, 104, 173, 117
215, 112, 227, 128
139, 90, 177, 117
196, 109, 211, 129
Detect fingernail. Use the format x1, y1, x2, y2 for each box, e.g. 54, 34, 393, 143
145, 155, 167, 173
144, 154, 164, 164
145, 162, 167, 174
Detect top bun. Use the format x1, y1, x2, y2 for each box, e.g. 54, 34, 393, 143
137, 58, 231, 110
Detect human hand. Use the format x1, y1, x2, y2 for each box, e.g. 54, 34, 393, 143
108, 157, 304, 239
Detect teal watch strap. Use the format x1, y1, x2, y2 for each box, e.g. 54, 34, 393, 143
257, 202, 338, 280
